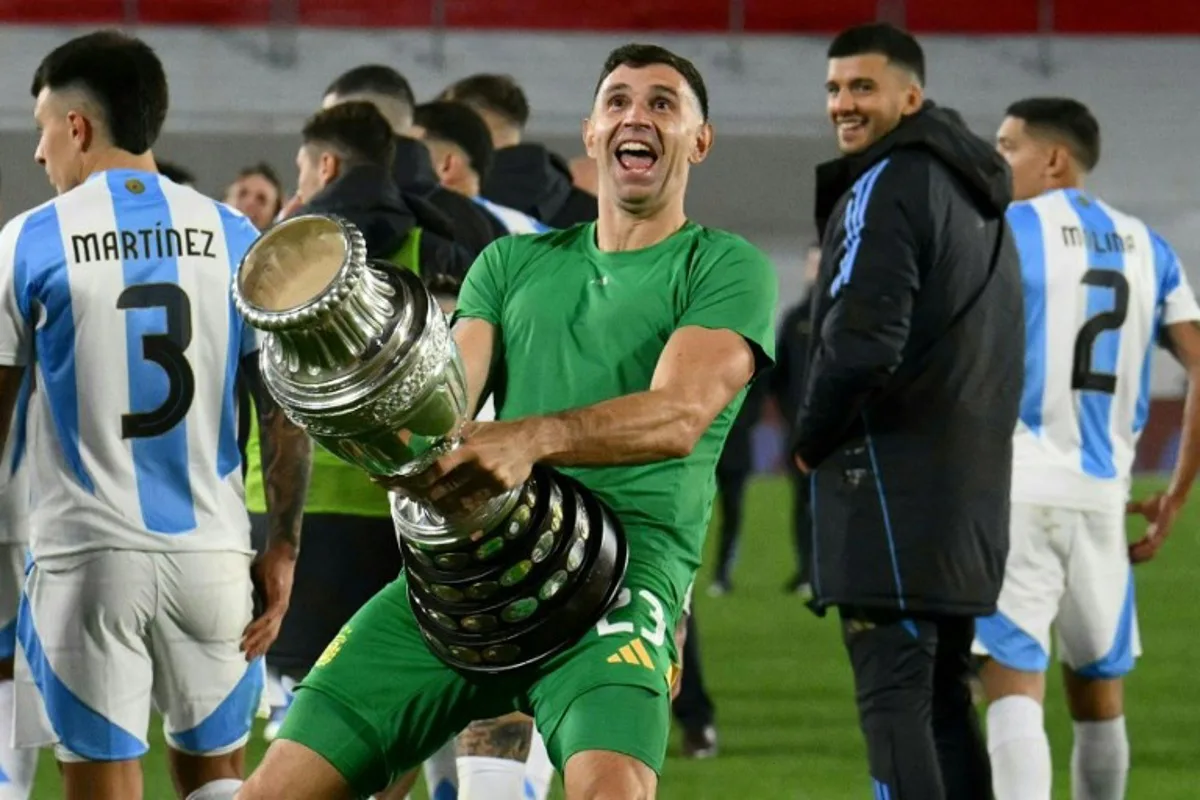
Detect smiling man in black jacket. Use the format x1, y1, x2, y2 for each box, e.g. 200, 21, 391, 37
792, 24, 1024, 800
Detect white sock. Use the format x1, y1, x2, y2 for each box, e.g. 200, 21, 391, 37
987, 695, 1052, 800
185, 778, 243, 800
457, 756, 526, 800
1072, 718, 1129, 800
0, 681, 36, 800
523, 727, 554, 800
422, 739, 459, 800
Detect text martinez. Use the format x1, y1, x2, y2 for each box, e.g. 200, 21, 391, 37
71, 226, 217, 264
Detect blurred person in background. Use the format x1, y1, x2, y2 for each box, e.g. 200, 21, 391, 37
412, 100, 551, 237
439, 73, 598, 227
157, 158, 196, 187
708, 376, 768, 596
248, 101, 472, 754
975, 97, 1200, 800
793, 23, 1022, 798
224, 161, 283, 232
771, 242, 821, 598
321, 65, 499, 258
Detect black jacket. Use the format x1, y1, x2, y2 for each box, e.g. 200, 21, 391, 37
482, 144, 598, 228
392, 136, 500, 257
302, 165, 474, 294
793, 103, 1024, 617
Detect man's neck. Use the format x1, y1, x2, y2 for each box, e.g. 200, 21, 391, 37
480, 111, 522, 150
447, 174, 481, 199
83, 149, 158, 182
594, 198, 687, 253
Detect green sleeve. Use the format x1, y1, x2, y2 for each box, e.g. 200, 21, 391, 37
453, 237, 511, 326
678, 234, 779, 367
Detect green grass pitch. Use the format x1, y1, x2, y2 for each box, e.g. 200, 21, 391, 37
28, 476, 1200, 798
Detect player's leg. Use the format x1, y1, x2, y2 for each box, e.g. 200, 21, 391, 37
708, 468, 746, 594
152, 551, 262, 798
529, 581, 678, 800
0, 544, 36, 800
420, 739, 459, 799
1056, 508, 1138, 800
973, 502, 1069, 800
523, 726, 556, 800
17, 552, 157, 799
456, 713, 534, 798
239, 574, 521, 799
839, 606, 943, 799
929, 615, 991, 797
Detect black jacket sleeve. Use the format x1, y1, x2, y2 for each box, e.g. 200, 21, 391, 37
793, 158, 926, 467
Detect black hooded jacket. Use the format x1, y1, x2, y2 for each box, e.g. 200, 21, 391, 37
301, 165, 473, 295
482, 144, 598, 228
793, 102, 1024, 616
391, 136, 500, 257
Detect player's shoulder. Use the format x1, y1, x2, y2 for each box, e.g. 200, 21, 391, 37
1093, 197, 1173, 258
686, 224, 774, 279
480, 222, 586, 263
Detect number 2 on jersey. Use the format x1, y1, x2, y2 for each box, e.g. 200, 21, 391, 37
117, 282, 196, 439
595, 587, 668, 647
1072, 269, 1130, 395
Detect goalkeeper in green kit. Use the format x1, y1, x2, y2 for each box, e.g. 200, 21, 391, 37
238, 42, 778, 800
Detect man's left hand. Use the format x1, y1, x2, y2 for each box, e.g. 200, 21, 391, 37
381, 420, 541, 517
793, 453, 811, 474
1127, 491, 1186, 564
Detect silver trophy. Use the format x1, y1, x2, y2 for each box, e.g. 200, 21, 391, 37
232, 215, 628, 672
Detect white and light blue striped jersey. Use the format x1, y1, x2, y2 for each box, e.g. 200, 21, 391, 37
0, 373, 32, 544
1009, 188, 1200, 511
473, 196, 552, 235
0, 169, 262, 561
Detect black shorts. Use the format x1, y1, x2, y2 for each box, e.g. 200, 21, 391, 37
250, 512, 402, 678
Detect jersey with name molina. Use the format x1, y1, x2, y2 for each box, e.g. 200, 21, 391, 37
1007, 187, 1200, 512
0, 169, 262, 562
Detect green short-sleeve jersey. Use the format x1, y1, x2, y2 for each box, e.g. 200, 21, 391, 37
454, 221, 778, 614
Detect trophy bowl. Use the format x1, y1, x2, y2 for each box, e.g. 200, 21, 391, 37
232, 214, 629, 673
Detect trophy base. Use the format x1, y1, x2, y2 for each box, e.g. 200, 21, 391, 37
401, 465, 629, 674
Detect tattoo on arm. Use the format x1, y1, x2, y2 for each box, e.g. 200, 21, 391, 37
242, 355, 312, 550
456, 714, 534, 761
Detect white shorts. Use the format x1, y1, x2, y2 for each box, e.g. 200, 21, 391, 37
973, 503, 1141, 678
0, 543, 23, 661
13, 549, 264, 761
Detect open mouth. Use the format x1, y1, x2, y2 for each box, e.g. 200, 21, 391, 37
836, 116, 867, 136
615, 142, 659, 174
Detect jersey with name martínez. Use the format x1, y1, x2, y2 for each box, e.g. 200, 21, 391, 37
1008, 188, 1200, 512
454, 222, 777, 617
0, 169, 262, 561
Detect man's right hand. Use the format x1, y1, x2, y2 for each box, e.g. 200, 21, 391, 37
1126, 491, 1185, 564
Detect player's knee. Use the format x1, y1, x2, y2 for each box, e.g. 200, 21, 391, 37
980, 657, 1046, 704
1063, 669, 1123, 721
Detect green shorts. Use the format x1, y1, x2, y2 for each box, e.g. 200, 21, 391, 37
277, 571, 682, 797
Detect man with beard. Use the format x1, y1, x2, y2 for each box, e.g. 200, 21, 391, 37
244, 101, 472, 759
439, 74, 598, 228
321, 65, 500, 258
236, 42, 776, 800
792, 23, 1023, 799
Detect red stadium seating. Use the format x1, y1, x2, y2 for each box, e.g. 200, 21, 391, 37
0, 0, 1195, 33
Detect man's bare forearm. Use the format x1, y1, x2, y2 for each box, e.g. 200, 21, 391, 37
1168, 366, 1200, 501
455, 713, 534, 761
258, 404, 312, 550
525, 389, 709, 467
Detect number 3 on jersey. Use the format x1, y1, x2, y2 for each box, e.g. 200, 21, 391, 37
117, 282, 196, 439
596, 587, 668, 646
1072, 268, 1130, 395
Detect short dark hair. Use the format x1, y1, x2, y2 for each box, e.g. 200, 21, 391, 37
414, 101, 495, 183
236, 162, 283, 197
439, 74, 530, 129
594, 44, 709, 121
827, 23, 925, 86
1005, 97, 1101, 172
302, 101, 396, 171
157, 159, 195, 186
31, 30, 169, 155
324, 64, 415, 107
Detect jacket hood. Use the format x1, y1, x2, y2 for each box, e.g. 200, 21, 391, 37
301, 165, 416, 259
391, 135, 442, 194
481, 143, 575, 222
816, 101, 1012, 235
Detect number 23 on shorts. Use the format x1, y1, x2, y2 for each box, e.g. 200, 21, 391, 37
594, 587, 673, 679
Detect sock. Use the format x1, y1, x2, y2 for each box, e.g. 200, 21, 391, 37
523, 727, 554, 800
986, 695, 1052, 800
0, 681, 36, 800
185, 778, 243, 800
1071, 717, 1129, 800
457, 756, 526, 800
422, 739, 459, 800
